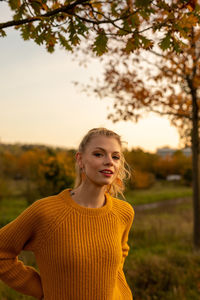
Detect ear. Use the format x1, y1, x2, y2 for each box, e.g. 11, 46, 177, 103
75, 152, 84, 169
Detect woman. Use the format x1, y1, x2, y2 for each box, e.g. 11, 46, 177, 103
0, 127, 135, 300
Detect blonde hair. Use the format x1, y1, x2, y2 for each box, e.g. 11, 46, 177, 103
74, 127, 131, 199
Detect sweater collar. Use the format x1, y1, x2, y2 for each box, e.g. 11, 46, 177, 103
59, 188, 112, 216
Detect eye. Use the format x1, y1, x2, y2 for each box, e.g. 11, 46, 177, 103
113, 156, 120, 160
93, 153, 103, 157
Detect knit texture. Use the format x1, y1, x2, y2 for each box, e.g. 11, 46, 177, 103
0, 188, 134, 300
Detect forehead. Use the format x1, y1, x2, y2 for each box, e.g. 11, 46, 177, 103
86, 136, 121, 152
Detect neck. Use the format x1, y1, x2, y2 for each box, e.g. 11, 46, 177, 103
71, 181, 107, 208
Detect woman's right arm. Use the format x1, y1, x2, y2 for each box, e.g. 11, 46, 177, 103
0, 200, 44, 299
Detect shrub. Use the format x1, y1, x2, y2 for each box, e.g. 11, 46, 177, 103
130, 169, 155, 189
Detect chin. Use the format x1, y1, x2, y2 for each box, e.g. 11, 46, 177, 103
100, 179, 113, 186
91, 179, 112, 187
88, 174, 114, 187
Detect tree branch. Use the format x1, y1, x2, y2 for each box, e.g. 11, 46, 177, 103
0, 0, 89, 29
0, 0, 153, 34
149, 107, 192, 120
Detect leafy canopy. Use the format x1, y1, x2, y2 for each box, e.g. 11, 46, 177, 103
0, 0, 200, 55
81, 26, 200, 148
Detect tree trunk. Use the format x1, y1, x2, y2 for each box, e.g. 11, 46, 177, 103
191, 88, 200, 249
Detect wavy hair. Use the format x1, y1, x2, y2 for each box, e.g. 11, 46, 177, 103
74, 127, 131, 199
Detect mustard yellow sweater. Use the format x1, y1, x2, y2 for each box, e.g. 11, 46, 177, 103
0, 188, 134, 300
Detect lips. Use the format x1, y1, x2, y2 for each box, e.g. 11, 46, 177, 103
100, 169, 113, 174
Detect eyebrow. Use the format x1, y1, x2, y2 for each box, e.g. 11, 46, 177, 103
93, 147, 120, 154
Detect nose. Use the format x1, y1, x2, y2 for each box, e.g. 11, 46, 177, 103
103, 155, 114, 166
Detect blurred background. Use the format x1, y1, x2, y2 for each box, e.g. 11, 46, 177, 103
1, 2, 199, 300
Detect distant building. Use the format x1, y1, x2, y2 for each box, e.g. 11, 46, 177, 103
166, 174, 182, 181
156, 147, 191, 157
182, 147, 192, 157
157, 147, 175, 157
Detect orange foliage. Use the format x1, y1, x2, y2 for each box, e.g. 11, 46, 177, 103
131, 169, 155, 189
0, 144, 192, 194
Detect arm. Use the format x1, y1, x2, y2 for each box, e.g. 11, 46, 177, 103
120, 205, 135, 269
0, 200, 44, 299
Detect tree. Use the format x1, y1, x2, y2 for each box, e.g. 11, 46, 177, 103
84, 24, 200, 248
0, 0, 200, 54
1, 0, 200, 247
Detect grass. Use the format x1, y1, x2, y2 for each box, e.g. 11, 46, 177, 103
0, 196, 28, 227
125, 180, 192, 205
0, 180, 198, 299
124, 201, 200, 300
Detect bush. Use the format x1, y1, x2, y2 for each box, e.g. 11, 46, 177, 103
129, 256, 178, 299
127, 253, 200, 300
130, 169, 155, 189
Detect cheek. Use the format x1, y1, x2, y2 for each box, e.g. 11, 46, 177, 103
85, 158, 101, 171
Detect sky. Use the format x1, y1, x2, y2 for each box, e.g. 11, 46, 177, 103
0, 6, 181, 153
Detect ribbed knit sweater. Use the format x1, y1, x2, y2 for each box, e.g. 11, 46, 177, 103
0, 188, 134, 300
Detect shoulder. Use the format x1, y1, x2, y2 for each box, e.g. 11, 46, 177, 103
24, 189, 71, 222
110, 195, 135, 225
27, 194, 60, 214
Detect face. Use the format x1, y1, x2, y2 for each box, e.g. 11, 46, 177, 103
76, 136, 121, 188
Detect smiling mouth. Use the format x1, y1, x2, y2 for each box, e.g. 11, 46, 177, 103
99, 170, 113, 177
100, 169, 113, 174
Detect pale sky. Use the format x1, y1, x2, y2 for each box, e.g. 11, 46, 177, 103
0, 6, 181, 153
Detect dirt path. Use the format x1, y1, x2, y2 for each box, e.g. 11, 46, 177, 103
133, 197, 192, 211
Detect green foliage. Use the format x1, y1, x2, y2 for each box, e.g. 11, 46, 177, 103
68, 19, 80, 46
121, 18, 132, 33
20, 24, 31, 40
125, 37, 137, 52
125, 33, 153, 53
0, 143, 76, 203
128, 14, 140, 27
159, 33, 171, 51
93, 30, 108, 56
0, 29, 6, 37
9, 0, 21, 10
58, 33, 73, 51
110, 2, 118, 17
13, 4, 26, 21
36, 155, 74, 197
135, 0, 152, 8
30, 0, 42, 14
1, 0, 200, 54
76, 18, 88, 37
139, 34, 153, 49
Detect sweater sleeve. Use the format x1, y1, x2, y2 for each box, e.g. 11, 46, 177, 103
120, 205, 135, 269
0, 200, 44, 300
